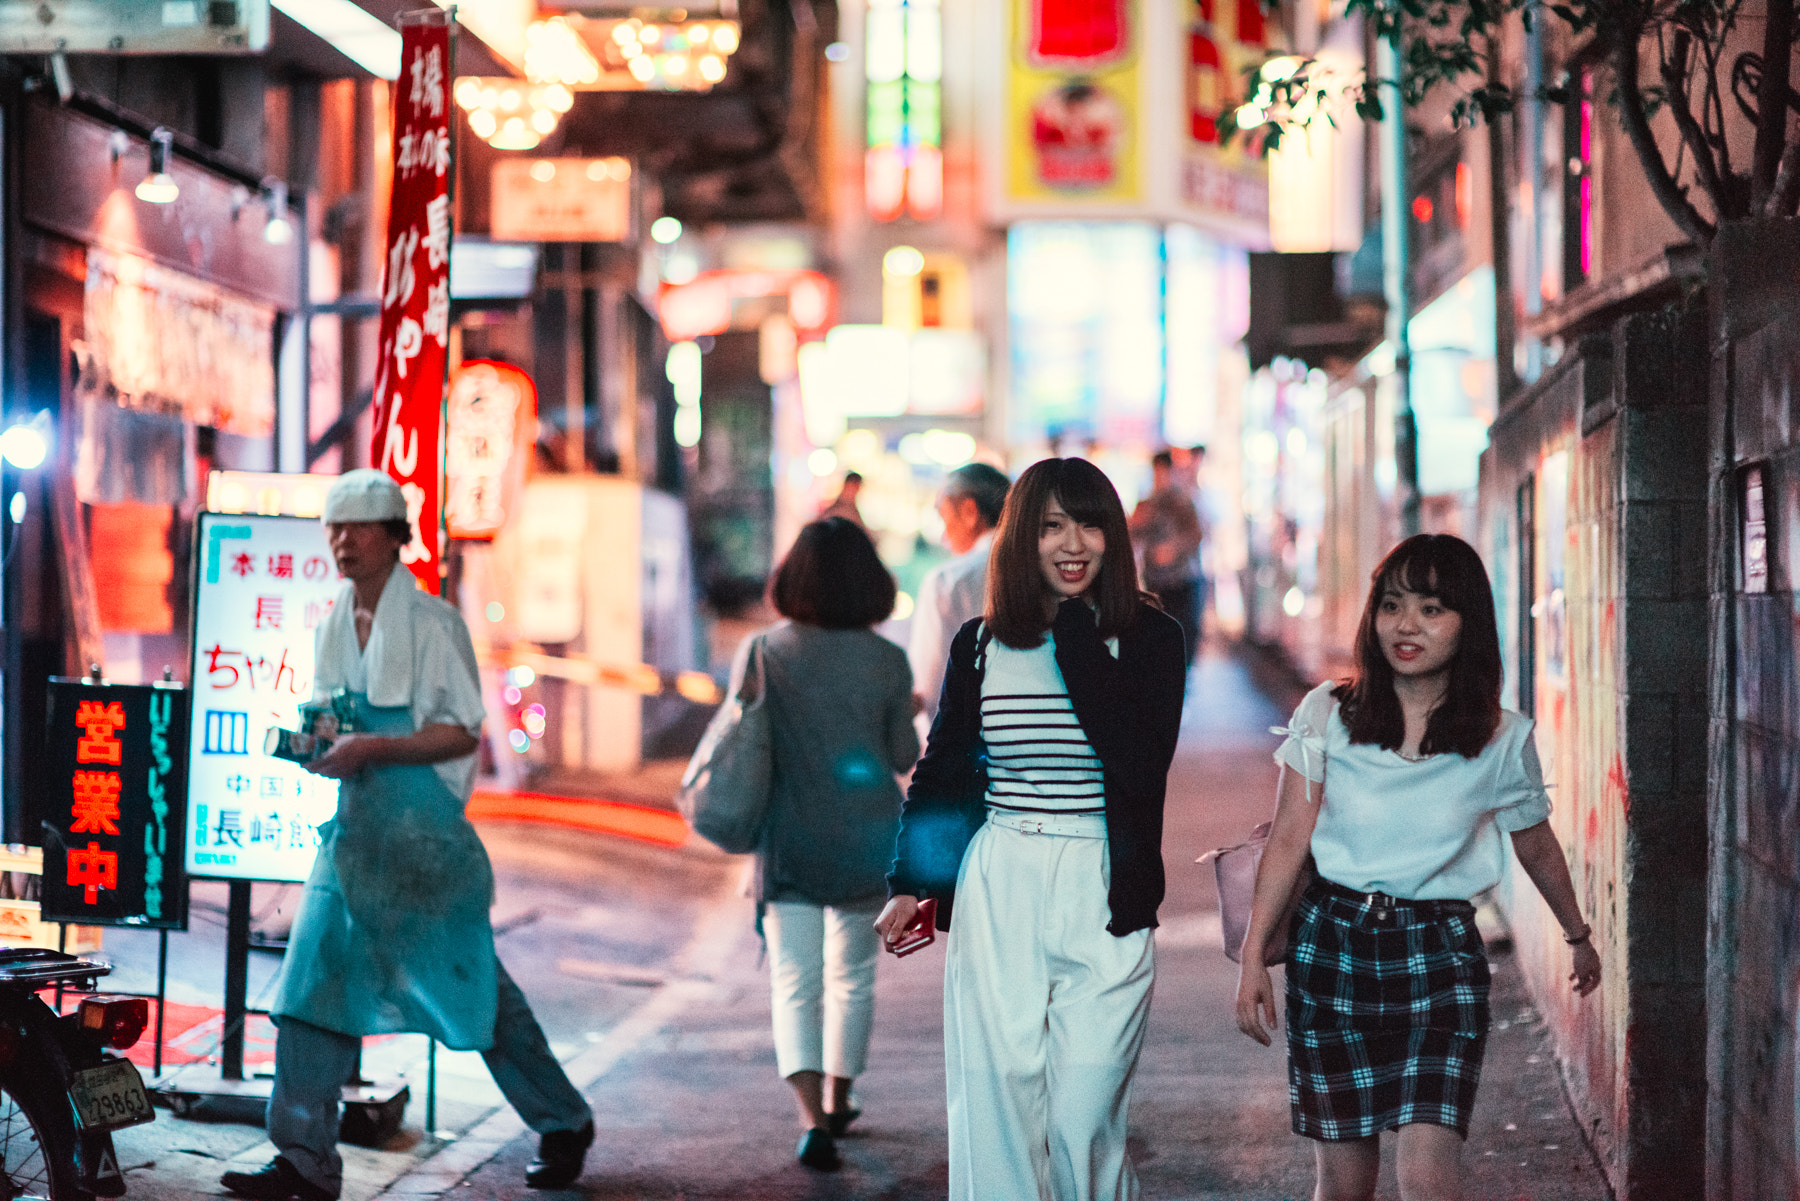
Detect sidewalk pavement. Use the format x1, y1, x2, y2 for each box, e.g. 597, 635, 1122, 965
106, 641, 1610, 1201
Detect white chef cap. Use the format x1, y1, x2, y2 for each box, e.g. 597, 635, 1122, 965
322, 469, 408, 523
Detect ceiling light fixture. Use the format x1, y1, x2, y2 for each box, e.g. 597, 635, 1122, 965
135, 128, 179, 204
263, 179, 294, 244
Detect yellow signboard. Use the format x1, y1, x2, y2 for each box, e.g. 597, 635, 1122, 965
1004, 0, 1142, 206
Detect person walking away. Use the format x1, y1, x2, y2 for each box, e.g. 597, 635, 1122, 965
877, 457, 1186, 1201
908, 462, 1011, 720
749, 517, 921, 1170
820, 471, 867, 527
1128, 450, 1204, 665
222, 471, 593, 1201
1235, 533, 1602, 1201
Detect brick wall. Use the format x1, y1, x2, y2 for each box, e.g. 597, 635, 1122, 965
1707, 219, 1800, 1200
1479, 301, 1708, 1199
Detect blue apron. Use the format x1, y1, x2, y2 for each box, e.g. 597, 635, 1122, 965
272, 694, 498, 1050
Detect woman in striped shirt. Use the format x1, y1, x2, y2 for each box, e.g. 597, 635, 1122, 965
878, 457, 1187, 1201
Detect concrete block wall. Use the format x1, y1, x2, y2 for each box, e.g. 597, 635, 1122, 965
1478, 299, 1709, 1199
1706, 219, 1800, 1200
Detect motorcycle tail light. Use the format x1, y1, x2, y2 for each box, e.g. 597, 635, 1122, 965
77, 996, 149, 1050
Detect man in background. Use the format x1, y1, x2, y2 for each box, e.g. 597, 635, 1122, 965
908, 462, 1010, 718
819, 471, 866, 527
1130, 449, 1204, 665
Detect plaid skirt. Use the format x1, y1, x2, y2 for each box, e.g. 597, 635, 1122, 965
1285, 876, 1490, 1141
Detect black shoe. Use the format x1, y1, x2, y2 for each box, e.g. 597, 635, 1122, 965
220, 1157, 337, 1201
826, 1107, 861, 1138
526, 1120, 594, 1189
796, 1127, 840, 1171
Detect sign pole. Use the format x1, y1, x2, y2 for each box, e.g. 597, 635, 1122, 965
155, 927, 169, 1077
221, 879, 251, 1081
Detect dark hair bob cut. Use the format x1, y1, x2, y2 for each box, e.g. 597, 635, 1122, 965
1334, 533, 1503, 759
984, 457, 1147, 649
769, 517, 897, 629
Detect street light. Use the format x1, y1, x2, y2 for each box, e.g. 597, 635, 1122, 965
135, 128, 179, 204
0, 411, 53, 471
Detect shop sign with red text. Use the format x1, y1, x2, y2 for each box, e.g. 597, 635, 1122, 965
371, 14, 453, 593
41, 680, 190, 928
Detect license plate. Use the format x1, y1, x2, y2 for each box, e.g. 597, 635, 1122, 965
69, 1059, 154, 1131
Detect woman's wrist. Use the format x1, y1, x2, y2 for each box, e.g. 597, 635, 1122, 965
1562, 922, 1592, 945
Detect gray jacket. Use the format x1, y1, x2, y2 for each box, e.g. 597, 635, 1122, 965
735, 621, 920, 906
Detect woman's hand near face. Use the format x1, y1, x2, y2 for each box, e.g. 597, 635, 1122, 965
1235, 960, 1278, 1046
874, 895, 922, 946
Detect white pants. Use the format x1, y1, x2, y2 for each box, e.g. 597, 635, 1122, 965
945, 820, 1154, 1201
764, 899, 882, 1079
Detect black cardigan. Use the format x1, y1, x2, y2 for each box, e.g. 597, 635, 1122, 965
887, 598, 1187, 936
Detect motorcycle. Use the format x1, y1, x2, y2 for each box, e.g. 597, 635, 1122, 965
0, 948, 152, 1200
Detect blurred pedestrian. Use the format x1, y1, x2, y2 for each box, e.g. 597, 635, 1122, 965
908, 462, 1011, 719
877, 457, 1186, 1201
223, 471, 592, 1201
819, 471, 866, 527
1235, 534, 1602, 1201
1129, 450, 1204, 664
748, 517, 921, 1171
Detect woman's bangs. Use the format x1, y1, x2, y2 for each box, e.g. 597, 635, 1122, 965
1049, 471, 1113, 528
1380, 544, 1469, 612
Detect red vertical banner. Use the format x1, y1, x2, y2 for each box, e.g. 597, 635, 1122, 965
371, 15, 453, 593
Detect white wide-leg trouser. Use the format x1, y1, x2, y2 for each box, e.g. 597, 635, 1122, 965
944, 819, 1154, 1201
765, 899, 882, 1078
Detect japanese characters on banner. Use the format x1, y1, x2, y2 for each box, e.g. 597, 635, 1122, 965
446, 360, 538, 541
41, 680, 190, 928
184, 513, 343, 883
1180, 0, 1271, 234
371, 15, 453, 593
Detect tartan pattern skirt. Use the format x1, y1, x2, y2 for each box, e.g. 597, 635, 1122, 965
1285, 876, 1490, 1141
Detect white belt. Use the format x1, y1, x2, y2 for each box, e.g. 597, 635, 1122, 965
986, 807, 1108, 838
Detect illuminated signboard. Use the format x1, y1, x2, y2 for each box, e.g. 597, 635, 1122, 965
185, 513, 343, 883
866, 0, 942, 220
40, 679, 190, 928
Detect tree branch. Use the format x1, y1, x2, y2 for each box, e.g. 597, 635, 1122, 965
1751, 0, 1795, 206
1616, 32, 1717, 244
1658, 32, 1732, 217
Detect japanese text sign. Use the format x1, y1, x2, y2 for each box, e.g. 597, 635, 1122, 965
371, 14, 453, 594
185, 513, 343, 883
41, 680, 190, 928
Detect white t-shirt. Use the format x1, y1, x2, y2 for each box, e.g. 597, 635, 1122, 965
980, 633, 1107, 815
908, 532, 994, 719
1273, 681, 1552, 900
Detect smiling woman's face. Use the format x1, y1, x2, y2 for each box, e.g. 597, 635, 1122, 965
1037, 495, 1105, 601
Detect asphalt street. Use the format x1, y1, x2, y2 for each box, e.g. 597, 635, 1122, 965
101, 643, 1609, 1201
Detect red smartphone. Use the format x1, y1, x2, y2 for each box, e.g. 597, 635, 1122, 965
888, 898, 938, 957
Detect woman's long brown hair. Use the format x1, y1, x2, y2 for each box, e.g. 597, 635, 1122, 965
984, 457, 1145, 649
1334, 533, 1503, 758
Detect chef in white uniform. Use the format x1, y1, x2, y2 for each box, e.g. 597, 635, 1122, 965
222, 471, 593, 1201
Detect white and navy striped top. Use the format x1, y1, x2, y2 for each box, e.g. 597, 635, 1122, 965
980, 632, 1108, 814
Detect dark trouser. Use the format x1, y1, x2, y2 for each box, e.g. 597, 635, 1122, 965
1155, 581, 1202, 665
267, 962, 591, 1194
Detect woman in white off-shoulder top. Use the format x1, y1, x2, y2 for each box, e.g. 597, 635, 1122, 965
1234, 534, 1601, 1201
